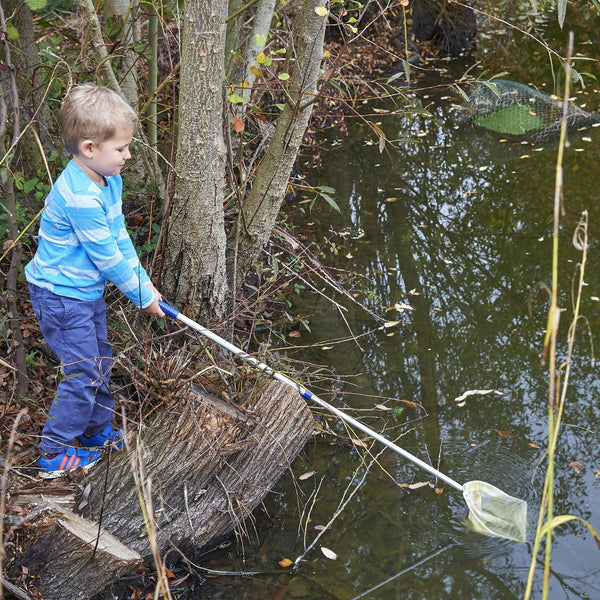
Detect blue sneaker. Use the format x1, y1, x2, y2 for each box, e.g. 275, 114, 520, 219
38, 447, 101, 479
80, 423, 125, 451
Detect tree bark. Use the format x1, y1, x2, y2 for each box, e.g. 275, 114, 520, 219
161, 0, 229, 322
227, 0, 327, 288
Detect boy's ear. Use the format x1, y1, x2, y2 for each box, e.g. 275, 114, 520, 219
78, 139, 95, 157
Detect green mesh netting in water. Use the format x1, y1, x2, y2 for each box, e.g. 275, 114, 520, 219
466, 79, 600, 141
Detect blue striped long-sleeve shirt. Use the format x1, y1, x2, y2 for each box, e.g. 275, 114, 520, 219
25, 160, 155, 308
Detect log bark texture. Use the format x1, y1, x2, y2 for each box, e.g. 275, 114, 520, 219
85, 379, 313, 556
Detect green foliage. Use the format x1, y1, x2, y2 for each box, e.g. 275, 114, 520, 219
0, 200, 27, 243
305, 185, 340, 213
25, 0, 48, 10
129, 220, 162, 255
25, 350, 42, 369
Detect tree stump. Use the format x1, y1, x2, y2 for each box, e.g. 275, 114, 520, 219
86, 379, 313, 556
14, 503, 141, 600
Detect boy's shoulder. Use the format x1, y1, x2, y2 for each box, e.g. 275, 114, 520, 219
54, 161, 121, 205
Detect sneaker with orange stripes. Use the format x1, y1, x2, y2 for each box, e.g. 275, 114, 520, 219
37, 447, 101, 479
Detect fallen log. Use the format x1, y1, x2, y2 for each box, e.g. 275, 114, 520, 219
5, 377, 313, 598
87, 379, 313, 556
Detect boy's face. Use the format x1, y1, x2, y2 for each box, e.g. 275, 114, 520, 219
75, 129, 134, 185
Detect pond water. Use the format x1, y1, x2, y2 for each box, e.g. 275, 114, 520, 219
198, 8, 600, 600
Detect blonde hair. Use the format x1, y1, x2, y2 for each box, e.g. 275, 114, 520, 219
59, 84, 138, 154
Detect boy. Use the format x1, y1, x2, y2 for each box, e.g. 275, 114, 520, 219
25, 84, 164, 479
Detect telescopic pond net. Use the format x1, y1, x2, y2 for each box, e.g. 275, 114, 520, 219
159, 301, 528, 544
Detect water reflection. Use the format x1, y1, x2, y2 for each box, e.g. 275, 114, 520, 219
272, 84, 600, 597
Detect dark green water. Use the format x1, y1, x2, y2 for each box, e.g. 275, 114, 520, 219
198, 8, 600, 600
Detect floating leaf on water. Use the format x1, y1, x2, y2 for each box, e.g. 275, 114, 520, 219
321, 345, 333, 350
569, 461, 584, 473
375, 403, 391, 410
321, 547, 338, 560
528, 442, 540, 449
497, 429, 516, 438
288, 330, 301, 338
383, 320, 400, 328
454, 389, 504, 406
591, 296, 599, 302
314, 524, 330, 531
298, 471, 316, 480
351, 437, 369, 448
408, 481, 431, 490
435, 487, 444, 495
279, 558, 293, 568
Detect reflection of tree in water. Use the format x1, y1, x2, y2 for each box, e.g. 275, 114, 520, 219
302, 94, 600, 551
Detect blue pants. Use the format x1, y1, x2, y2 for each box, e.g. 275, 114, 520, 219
29, 284, 115, 454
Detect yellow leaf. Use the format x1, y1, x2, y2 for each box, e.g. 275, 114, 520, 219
298, 470, 316, 480
279, 558, 293, 568
315, 6, 329, 16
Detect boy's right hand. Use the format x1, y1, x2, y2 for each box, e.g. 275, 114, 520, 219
142, 284, 165, 317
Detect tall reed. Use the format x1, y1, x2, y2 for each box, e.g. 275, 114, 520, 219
523, 31, 600, 600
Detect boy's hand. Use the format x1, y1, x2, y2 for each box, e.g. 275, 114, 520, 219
142, 284, 165, 317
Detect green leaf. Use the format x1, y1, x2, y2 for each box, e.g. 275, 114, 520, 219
254, 34, 266, 48
278, 72, 290, 81
228, 93, 245, 105
6, 22, 19, 41
319, 192, 340, 213
315, 185, 336, 194
25, 0, 47, 10
274, 103, 286, 111
256, 52, 272, 66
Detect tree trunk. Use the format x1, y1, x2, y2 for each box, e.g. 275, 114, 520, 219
227, 0, 327, 288
160, 0, 229, 322
2, 0, 50, 176
103, 0, 140, 109
236, 0, 277, 112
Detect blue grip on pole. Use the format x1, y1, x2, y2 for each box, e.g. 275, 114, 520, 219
159, 300, 180, 319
